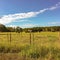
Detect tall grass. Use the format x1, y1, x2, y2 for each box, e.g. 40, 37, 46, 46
0, 32, 60, 60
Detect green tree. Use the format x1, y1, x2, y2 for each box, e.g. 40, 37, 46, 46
0, 24, 7, 32
15, 27, 22, 33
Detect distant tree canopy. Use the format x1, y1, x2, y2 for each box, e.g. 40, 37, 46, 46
23, 26, 60, 32
15, 27, 22, 33
7, 27, 15, 32
0, 24, 7, 32
0, 24, 60, 32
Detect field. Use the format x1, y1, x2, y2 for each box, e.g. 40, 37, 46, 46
0, 32, 60, 60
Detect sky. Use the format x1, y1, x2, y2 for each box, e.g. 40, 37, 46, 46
0, 0, 60, 28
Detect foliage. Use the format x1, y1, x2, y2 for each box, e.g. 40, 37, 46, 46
0, 24, 60, 32
0, 24, 7, 32
0, 32, 60, 60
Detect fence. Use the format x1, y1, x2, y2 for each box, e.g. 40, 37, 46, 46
0, 32, 35, 45
0, 32, 59, 45
0, 32, 60, 60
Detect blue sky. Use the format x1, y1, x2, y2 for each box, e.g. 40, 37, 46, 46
0, 0, 60, 28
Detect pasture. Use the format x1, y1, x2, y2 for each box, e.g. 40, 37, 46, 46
0, 32, 60, 60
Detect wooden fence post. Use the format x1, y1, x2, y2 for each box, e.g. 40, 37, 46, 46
10, 32, 11, 43
28, 30, 32, 45
7, 33, 9, 42
33, 32, 34, 45
30, 32, 31, 45
58, 32, 60, 41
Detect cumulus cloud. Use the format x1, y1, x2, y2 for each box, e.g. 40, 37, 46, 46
48, 22, 60, 25
0, 2, 60, 24
0, 12, 37, 24
13, 20, 31, 23
19, 23, 39, 28
49, 2, 60, 10
7, 24, 21, 28
6, 23, 38, 28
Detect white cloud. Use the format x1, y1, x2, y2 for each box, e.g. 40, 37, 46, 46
20, 23, 39, 28
48, 22, 60, 25
0, 12, 37, 24
49, 2, 60, 10
0, 2, 60, 24
6, 23, 38, 28
37, 8, 48, 14
13, 20, 31, 23
7, 25, 17, 28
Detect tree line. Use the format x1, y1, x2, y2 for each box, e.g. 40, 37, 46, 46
0, 24, 22, 32
0, 24, 60, 32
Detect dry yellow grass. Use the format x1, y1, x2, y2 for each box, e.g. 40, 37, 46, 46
0, 32, 60, 60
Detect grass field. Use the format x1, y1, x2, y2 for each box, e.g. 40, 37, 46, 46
0, 32, 60, 60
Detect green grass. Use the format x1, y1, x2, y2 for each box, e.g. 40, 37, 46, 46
0, 32, 60, 60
